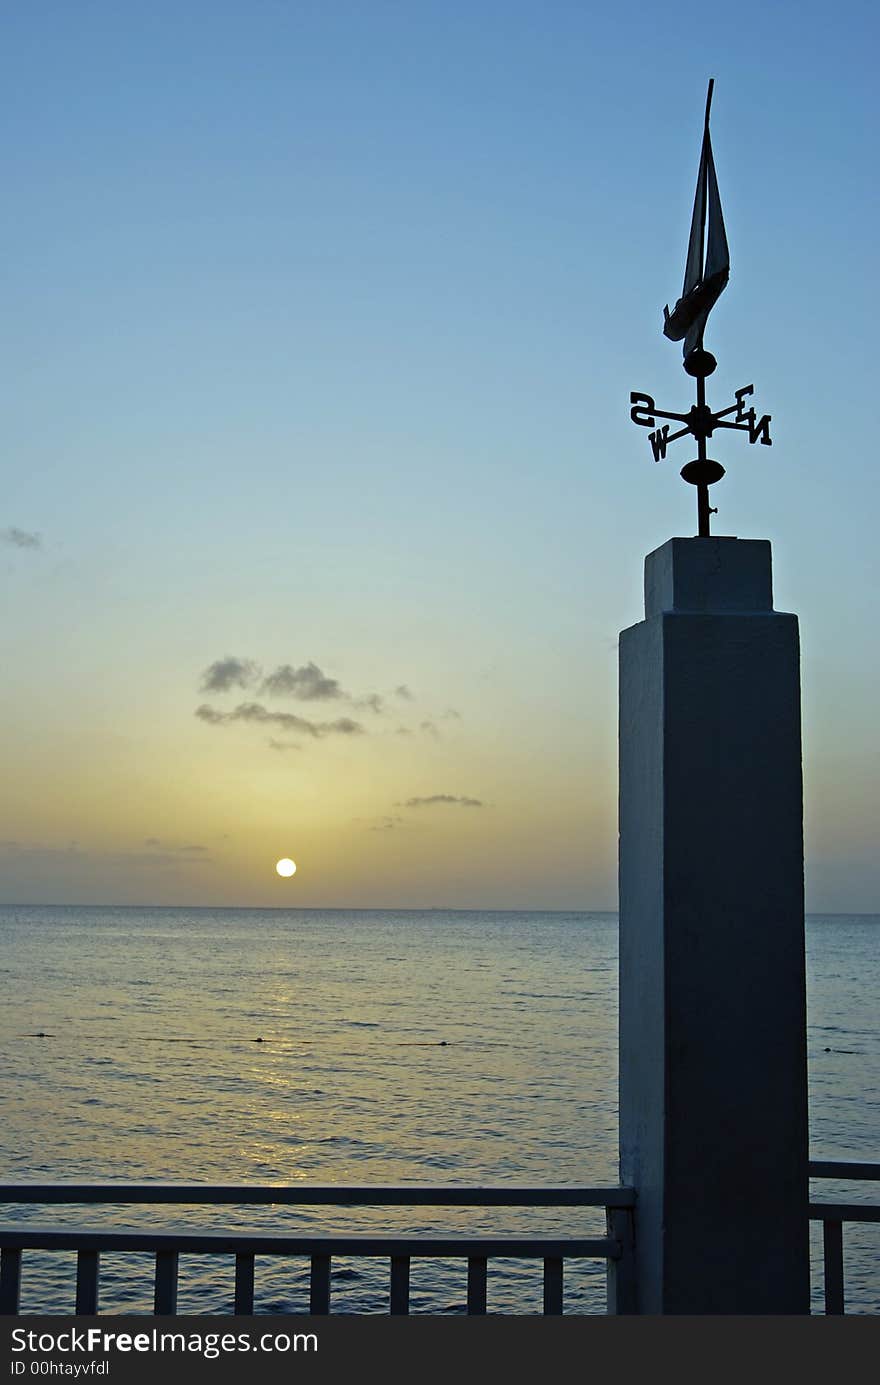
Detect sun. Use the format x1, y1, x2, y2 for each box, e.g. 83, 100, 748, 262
275, 858, 297, 878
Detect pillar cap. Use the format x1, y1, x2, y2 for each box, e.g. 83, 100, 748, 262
645, 537, 773, 616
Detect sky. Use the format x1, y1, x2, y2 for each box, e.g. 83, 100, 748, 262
1, 0, 878, 911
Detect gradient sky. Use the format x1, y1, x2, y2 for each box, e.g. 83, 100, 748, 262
1, 1, 878, 910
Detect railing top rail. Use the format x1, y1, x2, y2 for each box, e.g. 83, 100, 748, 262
809, 1161, 880, 1181
808, 1202, 880, 1223
0, 1228, 619, 1258
0, 1183, 635, 1208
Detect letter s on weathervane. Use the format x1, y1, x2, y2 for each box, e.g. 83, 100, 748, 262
630, 392, 656, 428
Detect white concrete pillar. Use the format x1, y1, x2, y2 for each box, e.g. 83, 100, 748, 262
618, 537, 810, 1313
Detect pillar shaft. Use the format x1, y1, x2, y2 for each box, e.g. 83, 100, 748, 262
618, 537, 810, 1313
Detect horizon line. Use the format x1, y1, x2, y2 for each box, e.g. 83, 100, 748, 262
1, 902, 877, 918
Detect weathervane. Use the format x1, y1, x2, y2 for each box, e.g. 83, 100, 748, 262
630, 79, 771, 536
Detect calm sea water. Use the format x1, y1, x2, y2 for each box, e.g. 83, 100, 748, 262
1, 907, 877, 1314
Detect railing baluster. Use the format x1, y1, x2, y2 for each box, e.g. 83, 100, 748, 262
234, 1253, 255, 1314
310, 1254, 331, 1314
823, 1221, 844, 1315
606, 1206, 637, 1315
154, 1250, 179, 1314
467, 1256, 487, 1315
0, 1248, 22, 1314
543, 1257, 563, 1315
389, 1255, 410, 1315
75, 1250, 100, 1314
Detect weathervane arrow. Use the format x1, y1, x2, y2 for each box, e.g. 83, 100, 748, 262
663, 79, 729, 358
630, 80, 772, 537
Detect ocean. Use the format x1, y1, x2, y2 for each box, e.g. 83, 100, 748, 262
1, 907, 877, 1314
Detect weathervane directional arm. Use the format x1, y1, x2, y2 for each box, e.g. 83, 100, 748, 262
629, 393, 692, 427
711, 404, 741, 421
713, 414, 773, 444
643, 407, 693, 425
657, 423, 693, 445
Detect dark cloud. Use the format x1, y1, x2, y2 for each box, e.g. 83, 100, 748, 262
420, 720, 440, 739
128, 848, 210, 868
144, 839, 208, 856
368, 815, 404, 832
196, 701, 364, 738
267, 738, 300, 753
441, 708, 462, 720
194, 704, 227, 725
261, 662, 343, 700
399, 795, 483, 809
1, 526, 41, 549
200, 659, 420, 725
0, 839, 209, 869
199, 657, 260, 693
0, 839, 81, 858
355, 693, 385, 715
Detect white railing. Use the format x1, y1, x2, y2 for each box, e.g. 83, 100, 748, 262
0, 1184, 637, 1316
4, 1165, 876, 1315
809, 1160, 880, 1315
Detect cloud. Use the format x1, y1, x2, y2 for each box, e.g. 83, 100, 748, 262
0, 838, 209, 869
196, 701, 364, 738
368, 815, 404, 832
200, 658, 420, 724
122, 845, 211, 867
420, 720, 440, 739
0, 838, 81, 858
144, 839, 208, 856
133, 853, 208, 868
441, 708, 462, 720
199, 657, 260, 693
267, 738, 300, 752
399, 795, 483, 809
261, 662, 343, 700
194, 704, 226, 725
355, 693, 385, 714
1, 526, 41, 549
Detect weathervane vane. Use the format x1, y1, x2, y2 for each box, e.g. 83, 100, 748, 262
630, 79, 771, 536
